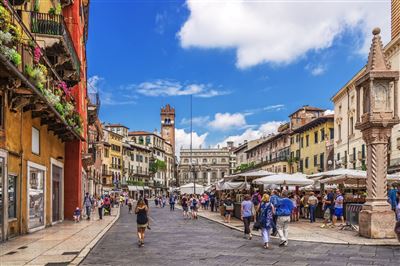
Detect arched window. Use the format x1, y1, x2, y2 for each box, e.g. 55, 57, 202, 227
139, 136, 144, 144
145, 136, 151, 144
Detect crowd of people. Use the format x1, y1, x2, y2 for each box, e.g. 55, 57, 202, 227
74, 184, 400, 249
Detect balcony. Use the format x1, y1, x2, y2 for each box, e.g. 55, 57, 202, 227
102, 170, 112, 176
110, 164, 122, 170
87, 92, 100, 125
0, 2, 82, 141
30, 12, 80, 86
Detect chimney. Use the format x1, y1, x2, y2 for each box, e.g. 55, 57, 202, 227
392, 0, 400, 39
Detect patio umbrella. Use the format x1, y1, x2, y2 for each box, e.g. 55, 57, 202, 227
253, 173, 314, 186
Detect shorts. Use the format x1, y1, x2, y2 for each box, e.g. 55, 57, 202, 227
335, 208, 343, 218
225, 210, 233, 216
183, 206, 188, 212
323, 208, 331, 220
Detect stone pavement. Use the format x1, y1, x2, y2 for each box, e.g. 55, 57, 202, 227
82, 204, 399, 266
0, 207, 119, 265
193, 207, 400, 246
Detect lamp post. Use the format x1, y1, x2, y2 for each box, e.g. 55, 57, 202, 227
355, 28, 399, 239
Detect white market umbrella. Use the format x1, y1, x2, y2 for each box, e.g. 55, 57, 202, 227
228, 169, 275, 182
180, 183, 205, 195
253, 172, 314, 186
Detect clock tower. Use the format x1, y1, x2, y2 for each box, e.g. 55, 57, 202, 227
161, 104, 175, 152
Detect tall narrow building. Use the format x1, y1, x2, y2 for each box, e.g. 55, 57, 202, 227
161, 104, 175, 152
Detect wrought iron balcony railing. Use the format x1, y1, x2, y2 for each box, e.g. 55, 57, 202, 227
30, 12, 81, 85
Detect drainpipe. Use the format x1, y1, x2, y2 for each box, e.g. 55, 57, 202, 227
19, 106, 23, 235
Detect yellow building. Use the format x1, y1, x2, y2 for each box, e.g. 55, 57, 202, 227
101, 128, 123, 191
291, 115, 335, 175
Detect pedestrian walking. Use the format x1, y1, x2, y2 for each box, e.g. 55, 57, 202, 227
128, 198, 133, 214
395, 191, 400, 241
103, 195, 111, 216
169, 194, 176, 211
135, 198, 149, 247
155, 197, 159, 208
321, 189, 335, 228
223, 196, 234, 223
333, 189, 344, 226
190, 195, 199, 219
181, 194, 189, 219
83, 192, 93, 220
241, 194, 256, 240
210, 193, 216, 212
270, 190, 280, 236
162, 195, 167, 208
276, 190, 294, 247
307, 192, 318, 223
259, 194, 275, 249
97, 196, 104, 220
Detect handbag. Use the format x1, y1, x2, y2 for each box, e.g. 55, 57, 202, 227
253, 220, 261, 230
225, 204, 234, 211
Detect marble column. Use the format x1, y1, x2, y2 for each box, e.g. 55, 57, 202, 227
207, 171, 211, 186
358, 126, 396, 238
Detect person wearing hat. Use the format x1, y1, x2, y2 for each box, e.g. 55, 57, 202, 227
275, 190, 294, 247
259, 194, 275, 249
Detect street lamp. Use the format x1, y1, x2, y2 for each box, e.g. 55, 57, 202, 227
355, 28, 399, 239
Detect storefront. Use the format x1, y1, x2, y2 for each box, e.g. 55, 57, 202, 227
0, 151, 7, 241
27, 161, 46, 232
51, 159, 64, 224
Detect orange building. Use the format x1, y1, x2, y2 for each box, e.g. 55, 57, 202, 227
0, 0, 91, 241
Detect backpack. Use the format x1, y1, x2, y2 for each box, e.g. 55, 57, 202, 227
252, 194, 260, 206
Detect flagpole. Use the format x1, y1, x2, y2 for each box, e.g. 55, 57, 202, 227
190, 94, 196, 195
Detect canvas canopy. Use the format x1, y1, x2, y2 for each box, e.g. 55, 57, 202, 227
180, 183, 205, 195
253, 173, 314, 186
320, 174, 400, 185
226, 169, 275, 182
216, 181, 250, 191
128, 186, 138, 192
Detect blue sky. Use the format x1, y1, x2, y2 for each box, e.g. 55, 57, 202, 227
87, 0, 390, 151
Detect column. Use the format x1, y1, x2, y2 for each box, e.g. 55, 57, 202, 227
217, 168, 221, 180
358, 126, 396, 238
207, 171, 211, 186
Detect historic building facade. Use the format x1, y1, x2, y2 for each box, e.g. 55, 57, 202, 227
332, 2, 400, 172
291, 115, 335, 175
0, 0, 90, 241
178, 144, 234, 186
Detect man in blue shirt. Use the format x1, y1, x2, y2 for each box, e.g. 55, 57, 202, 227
276, 190, 294, 247
270, 190, 280, 236
388, 185, 398, 211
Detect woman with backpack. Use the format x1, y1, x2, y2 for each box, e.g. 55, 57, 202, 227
223, 196, 234, 223
259, 194, 275, 249
135, 198, 149, 247
190, 195, 199, 219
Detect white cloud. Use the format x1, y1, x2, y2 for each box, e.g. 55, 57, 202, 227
324, 109, 335, 115
263, 104, 285, 112
217, 121, 285, 147
88, 75, 102, 93
175, 128, 208, 157
180, 116, 210, 126
306, 64, 326, 76
136, 80, 229, 98
208, 112, 247, 131
155, 12, 167, 35
88, 76, 136, 106
179, 0, 390, 68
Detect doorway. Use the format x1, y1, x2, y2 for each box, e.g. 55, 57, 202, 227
52, 164, 62, 223
27, 162, 46, 231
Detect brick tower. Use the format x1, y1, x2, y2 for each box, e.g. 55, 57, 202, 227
161, 104, 176, 152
